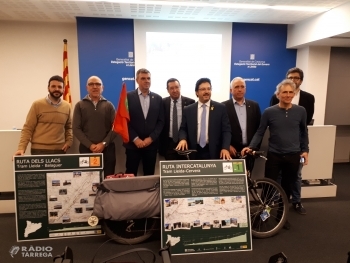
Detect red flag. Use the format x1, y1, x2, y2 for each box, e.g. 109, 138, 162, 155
113, 83, 130, 143
63, 39, 72, 104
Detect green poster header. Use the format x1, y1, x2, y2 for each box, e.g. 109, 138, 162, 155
160, 159, 246, 176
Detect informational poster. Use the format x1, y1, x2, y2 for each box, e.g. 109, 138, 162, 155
160, 160, 251, 255
13, 154, 104, 241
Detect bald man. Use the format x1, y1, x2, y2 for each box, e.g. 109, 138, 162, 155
73, 76, 116, 177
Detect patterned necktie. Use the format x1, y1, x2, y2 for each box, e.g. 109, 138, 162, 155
172, 100, 178, 142
199, 104, 207, 148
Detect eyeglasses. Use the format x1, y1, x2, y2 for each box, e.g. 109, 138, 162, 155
198, 88, 212, 92
88, 82, 102, 87
288, 77, 301, 81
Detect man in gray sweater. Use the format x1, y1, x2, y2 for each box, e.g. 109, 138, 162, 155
242, 79, 309, 230
73, 76, 116, 178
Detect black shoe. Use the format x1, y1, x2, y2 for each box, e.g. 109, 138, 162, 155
283, 220, 291, 230
293, 202, 307, 215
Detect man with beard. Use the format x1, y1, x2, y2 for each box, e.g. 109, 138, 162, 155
14, 75, 73, 155
73, 76, 116, 177
176, 78, 231, 160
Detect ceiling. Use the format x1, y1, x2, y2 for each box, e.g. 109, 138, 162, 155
0, 0, 349, 24
1, 0, 350, 47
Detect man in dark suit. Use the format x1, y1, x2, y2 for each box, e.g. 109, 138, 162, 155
270, 67, 315, 215
176, 78, 231, 160
222, 77, 261, 157
159, 78, 195, 160
123, 68, 164, 176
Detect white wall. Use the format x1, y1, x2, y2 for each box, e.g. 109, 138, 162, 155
296, 46, 330, 125
0, 21, 80, 130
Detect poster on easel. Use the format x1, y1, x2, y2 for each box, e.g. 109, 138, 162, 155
160, 159, 251, 255
13, 154, 104, 241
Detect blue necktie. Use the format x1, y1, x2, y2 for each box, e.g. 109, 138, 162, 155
199, 104, 207, 148
172, 100, 178, 142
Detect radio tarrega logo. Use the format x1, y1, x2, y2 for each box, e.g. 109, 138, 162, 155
9, 246, 20, 258
9, 245, 53, 258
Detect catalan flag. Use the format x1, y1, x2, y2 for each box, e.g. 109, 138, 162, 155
63, 39, 72, 104
113, 83, 130, 143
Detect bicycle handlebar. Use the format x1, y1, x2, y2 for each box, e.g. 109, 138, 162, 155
173, 149, 197, 156
237, 150, 267, 160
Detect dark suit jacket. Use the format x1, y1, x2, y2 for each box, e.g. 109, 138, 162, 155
270, 90, 315, 125
222, 99, 261, 151
159, 95, 195, 156
178, 100, 231, 159
123, 89, 164, 150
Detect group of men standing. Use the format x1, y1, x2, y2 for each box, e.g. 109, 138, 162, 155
14, 66, 314, 230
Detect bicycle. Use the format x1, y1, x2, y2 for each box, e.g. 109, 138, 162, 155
96, 150, 289, 244
173, 149, 289, 238
240, 150, 289, 238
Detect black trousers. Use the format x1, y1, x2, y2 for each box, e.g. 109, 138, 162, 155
195, 144, 210, 160
79, 143, 116, 178
125, 148, 157, 176
264, 151, 300, 199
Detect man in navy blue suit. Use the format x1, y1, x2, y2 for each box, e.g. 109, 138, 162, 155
176, 78, 231, 160
123, 68, 164, 176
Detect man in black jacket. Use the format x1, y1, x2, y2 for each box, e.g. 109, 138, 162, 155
270, 67, 315, 215
159, 78, 195, 160
176, 78, 231, 160
123, 68, 164, 176
223, 77, 261, 157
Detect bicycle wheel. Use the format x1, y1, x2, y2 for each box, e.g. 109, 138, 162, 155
103, 218, 158, 245
249, 178, 289, 238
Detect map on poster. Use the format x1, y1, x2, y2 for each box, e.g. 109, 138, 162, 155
160, 159, 251, 255
164, 196, 248, 230
14, 154, 104, 241
47, 171, 100, 224
24, 221, 42, 237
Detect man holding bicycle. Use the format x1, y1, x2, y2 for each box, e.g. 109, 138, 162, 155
270, 67, 315, 215
241, 79, 309, 230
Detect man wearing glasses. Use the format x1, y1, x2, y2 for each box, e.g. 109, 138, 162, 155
176, 78, 231, 160
270, 67, 315, 216
73, 76, 116, 178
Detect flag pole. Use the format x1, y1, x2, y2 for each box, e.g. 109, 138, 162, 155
63, 39, 72, 104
